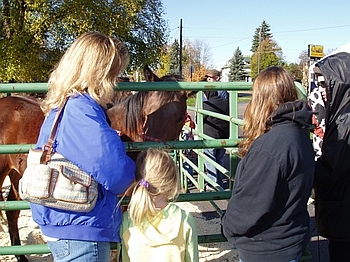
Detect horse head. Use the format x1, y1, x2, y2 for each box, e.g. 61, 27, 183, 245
142, 65, 197, 141
107, 66, 197, 144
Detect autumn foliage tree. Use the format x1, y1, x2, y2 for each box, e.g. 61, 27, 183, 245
0, 0, 168, 82
250, 38, 282, 79
181, 39, 212, 81
159, 38, 212, 82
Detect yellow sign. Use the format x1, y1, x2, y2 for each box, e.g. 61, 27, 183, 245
308, 44, 324, 58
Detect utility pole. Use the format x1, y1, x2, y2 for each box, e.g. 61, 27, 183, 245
179, 19, 183, 78
257, 26, 261, 74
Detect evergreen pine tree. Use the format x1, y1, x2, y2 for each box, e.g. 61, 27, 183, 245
229, 47, 247, 81
168, 39, 180, 75
251, 20, 273, 53
250, 38, 281, 79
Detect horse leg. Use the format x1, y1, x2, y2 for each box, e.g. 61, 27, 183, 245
7, 169, 28, 262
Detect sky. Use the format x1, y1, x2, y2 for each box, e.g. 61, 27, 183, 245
162, 0, 350, 70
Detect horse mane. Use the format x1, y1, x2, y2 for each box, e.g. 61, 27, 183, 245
116, 91, 183, 139
114, 91, 133, 103
154, 91, 181, 103
123, 92, 147, 134
159, 74, 183, 82
12, 95, 40, 106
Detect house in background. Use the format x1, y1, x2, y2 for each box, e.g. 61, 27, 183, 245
220, 56, 252, 83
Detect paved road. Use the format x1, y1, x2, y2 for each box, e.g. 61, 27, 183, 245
308, 203, 329, 262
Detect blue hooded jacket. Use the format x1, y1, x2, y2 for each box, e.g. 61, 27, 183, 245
30, 93, 135, 242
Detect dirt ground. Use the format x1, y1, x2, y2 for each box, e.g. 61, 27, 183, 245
0, 175, 238, 262
0, 204, 238, 262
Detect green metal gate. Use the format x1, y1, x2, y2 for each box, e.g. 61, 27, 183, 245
0, 81, 311, 261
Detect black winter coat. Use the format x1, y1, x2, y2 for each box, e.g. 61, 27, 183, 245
222, 100, 314, 262
314, 51, 350, 241
203, 91, 229, 139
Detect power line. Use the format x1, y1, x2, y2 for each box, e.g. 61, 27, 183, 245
183, 24, 350, 33
274, 24, 350, 34
212, 37, 251, 49
169, 26, 179, 31
173, 24, 350, 49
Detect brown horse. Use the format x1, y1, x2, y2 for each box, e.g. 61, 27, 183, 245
0, 96, 44, 262
0, 66, 196, 262
108, 66, 191, 143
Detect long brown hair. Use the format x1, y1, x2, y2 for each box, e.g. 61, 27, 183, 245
239, 66, 298, 157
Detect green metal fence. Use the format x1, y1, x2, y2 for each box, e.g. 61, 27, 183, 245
0, 81, 311, 261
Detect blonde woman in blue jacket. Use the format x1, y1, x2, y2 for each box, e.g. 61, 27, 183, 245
120, 148, 199, 262
30, 32, 135, 261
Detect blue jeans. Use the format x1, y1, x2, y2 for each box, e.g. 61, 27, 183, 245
183, 161, 193, 175
218, 90, 229, 100
47, 239, 110, 262
204, 148, 225, 187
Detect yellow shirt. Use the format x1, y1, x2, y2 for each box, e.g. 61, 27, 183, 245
120, 203, 198, 262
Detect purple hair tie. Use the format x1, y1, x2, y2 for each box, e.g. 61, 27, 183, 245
139, 179, 149, 189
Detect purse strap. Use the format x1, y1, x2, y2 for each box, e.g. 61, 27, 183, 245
40, 98, 69, 164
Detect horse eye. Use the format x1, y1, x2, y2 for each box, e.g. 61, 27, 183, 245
176, 115, 184, 123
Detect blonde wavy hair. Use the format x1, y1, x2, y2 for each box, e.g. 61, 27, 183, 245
128, 148, 180, 227
239, 66, 298, 157
41, 31, 129, 114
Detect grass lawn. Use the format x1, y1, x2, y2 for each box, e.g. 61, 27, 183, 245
186, 93, 251, 106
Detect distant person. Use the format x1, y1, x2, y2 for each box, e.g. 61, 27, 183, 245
307, 74, 327, 205
120, 148, 199, 262
194, 69, 228, 130
205, 69, 229, 100
202, 90, 229, 190
181, 117, 196, 185
313, 52, 350, 262
308, 75, 327, 160
222, 66, 315, 262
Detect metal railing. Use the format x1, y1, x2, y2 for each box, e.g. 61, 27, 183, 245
0, 81, 311, 261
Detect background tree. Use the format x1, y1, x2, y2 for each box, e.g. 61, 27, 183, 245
228, 47, 246, 81
294, 47, 337, 89
180, 39, 212, 82
286, 49, 310, 88
251, 20, 273, 53
153, 43, 170, 78
0, 0, 168, 82
286, 62, 303, 83
154, 39, 180, 78
168, 39, 180, 75
0, 1, 55, 82
250, 38, 282, 79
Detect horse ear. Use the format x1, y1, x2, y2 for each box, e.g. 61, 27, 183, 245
185, 91, 198, 99
144, 65, 161, 82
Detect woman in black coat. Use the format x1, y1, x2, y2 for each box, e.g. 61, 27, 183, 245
222, 66, 315, 262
